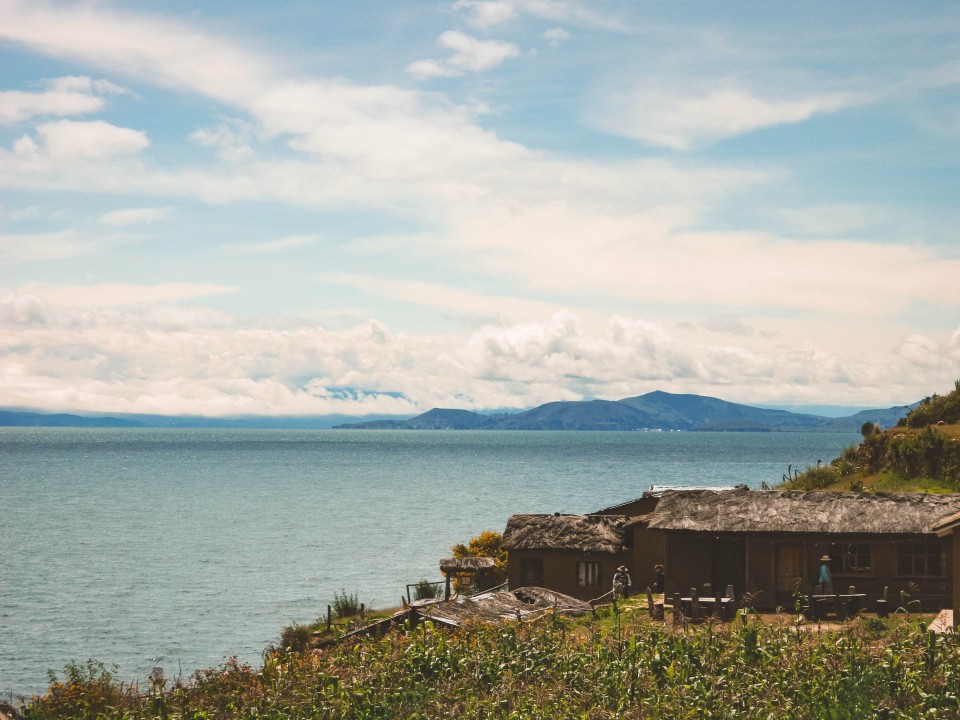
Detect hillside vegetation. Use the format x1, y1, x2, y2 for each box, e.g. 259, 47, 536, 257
20, 610, 960, 719
781, 381, 960, 492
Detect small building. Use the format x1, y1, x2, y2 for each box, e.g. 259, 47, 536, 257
932, 510, 960, 627
438, 556, 498, 599
647, 489, 960, 609
502, 513, 628, 601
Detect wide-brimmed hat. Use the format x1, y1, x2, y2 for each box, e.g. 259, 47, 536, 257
617, 565, 628, 571
820, 555, 831, 562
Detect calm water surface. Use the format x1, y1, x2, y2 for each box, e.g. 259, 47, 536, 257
0, 428, 857, 697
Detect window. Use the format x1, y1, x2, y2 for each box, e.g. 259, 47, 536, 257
897, 542, 943, 577
834, 543, 872, 574
577, 561, 601, 587
520, 558, 543, 586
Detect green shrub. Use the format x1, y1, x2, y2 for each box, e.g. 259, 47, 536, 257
904, 379, 960, 427
279, 622, 312, 652
332, 588, 361, 618
786, 464, 838, 490
413, 579, 440, 600
885, 426, 960, 485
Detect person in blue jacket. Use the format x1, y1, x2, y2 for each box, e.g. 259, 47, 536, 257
818, 555, 833, 594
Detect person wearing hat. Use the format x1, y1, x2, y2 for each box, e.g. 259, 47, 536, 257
613, 565, 632, 599
819, 555, 833, 594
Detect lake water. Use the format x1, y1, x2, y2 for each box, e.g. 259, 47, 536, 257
0, 427, 857, 698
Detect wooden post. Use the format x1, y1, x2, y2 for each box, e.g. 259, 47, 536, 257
326, 605, 332, 632
672, 593, 682, 626
445, 574, 451, 601
360, 603, 365, 621
690, 588, 700, 622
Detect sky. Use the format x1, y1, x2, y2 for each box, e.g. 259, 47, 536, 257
1, 0, 959, 418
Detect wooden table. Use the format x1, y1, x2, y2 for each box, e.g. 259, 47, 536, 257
679, 596, 734, 620
809, 593, 867, 620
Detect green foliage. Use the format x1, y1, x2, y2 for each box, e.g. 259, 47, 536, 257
23, 617, 960, 720
25, 660, 136, 719
884, 426, 960, 485
332, 588, 361, 619
413, 578, 441, 600
781, 463, 839, 491
903, 380, 960, 428
279, 622, 312, 653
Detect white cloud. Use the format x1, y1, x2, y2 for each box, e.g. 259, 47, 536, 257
594, 81, 861, 150
0, 75, 127, 125
700, 314, 756, 337
0, 229, 112, 262
190, 121, 257, 162
325, 273, 562, 323
407, 31, 520, 78
543, 27, 570, 46
19, 282, 235, 309
26, 120, 148, 159
405, 59, 460, 80
0, 1, 273, 107
0, 292, 956, 415
896, 333, 943, 369
0, 87, 101, 125
221, 234, 323, 255
440, 30, 520, 71
99, 207, 169, 226
453, 0, 620, 31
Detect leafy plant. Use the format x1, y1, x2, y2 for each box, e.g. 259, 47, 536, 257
279, 622, 312, 652
332, 588, 361, 618
903, 379, 960, 427
413, 578, 441, 600
781, 463, 838, 491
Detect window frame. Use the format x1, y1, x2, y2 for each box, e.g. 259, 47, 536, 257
832, 542, 874, 576
896, 541, 944, 578
576, 560, 602, 587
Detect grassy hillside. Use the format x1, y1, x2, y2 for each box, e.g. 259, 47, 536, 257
781, 381, 960, 492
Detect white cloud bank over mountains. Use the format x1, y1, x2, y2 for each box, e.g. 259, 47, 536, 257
0, 0, 958, 416
2, 290, 956, 417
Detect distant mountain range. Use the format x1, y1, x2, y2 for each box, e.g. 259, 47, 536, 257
0, 391, 916, 432
0, 410, 398, 429
334, 391, 917, 432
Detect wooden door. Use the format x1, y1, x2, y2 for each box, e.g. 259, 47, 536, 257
776, 544, 803, 603
711, 537, 745, 599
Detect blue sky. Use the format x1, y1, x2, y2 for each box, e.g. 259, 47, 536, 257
1, 0, 958, 417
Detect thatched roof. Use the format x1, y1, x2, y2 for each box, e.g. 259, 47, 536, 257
418, 587, 591, 627
646, 489, 960, 536
933, 510, 960, 536
439, 556, 497, 573
502, 514, 626, 553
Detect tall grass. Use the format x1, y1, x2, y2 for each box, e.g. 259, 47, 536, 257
22, 614, 960, 719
